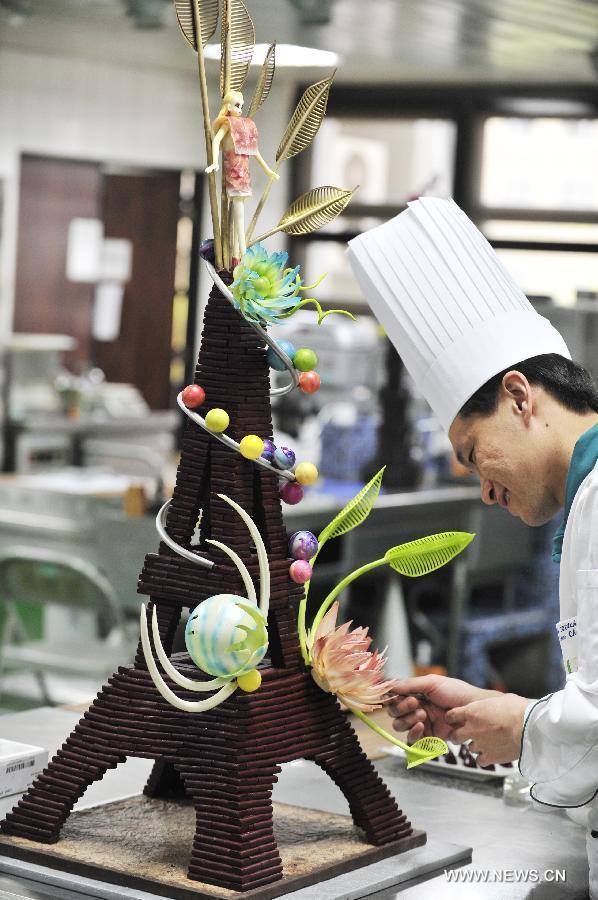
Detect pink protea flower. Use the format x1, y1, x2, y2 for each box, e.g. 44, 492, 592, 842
309, 601, 399, 713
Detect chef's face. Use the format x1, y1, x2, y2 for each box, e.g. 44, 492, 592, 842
448, 373, 561, 527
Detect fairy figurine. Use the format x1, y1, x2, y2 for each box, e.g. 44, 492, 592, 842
205, 89, 279, 263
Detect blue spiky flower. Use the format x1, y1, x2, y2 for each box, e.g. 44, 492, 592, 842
231, 244, 305, 326
231, 244, 355, 328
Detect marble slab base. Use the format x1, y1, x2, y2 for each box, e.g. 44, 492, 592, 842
0, 796, 470, 899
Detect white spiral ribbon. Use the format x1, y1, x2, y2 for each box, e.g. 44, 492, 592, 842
176, 392, 296, 482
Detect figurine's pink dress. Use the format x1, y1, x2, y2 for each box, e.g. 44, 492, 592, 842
223, 116, 259, 198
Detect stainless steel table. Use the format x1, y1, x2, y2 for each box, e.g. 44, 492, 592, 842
277, 758, 590, 899
0, 708, 590, 898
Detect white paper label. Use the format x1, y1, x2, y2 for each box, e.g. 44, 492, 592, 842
556, 616, 578, 674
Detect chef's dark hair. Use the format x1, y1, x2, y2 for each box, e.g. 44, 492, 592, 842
458, 354, 598, 419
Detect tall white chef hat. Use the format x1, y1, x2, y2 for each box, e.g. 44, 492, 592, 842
346, 198, 570, 432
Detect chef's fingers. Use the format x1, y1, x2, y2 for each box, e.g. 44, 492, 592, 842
387, 696, 421, 717
391, 708, 427, 733
447, 724, 471, 744
445, 706, 466, 725
393, 675, 439, 697
407, 721, 425, 742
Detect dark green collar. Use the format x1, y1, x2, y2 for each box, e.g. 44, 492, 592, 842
552, 422, 598, 563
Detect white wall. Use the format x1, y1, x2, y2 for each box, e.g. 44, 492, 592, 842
0, 44, 296, 350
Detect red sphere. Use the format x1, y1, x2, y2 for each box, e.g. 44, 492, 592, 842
182, 384, 206, 409
299, 371, 321, 394
279, 481, 304, 505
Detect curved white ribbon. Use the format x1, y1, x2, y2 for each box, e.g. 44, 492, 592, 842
141, 493, 270, 711
149, 604, 227, 692
140, 603, 238, 711
217, 493, 270, 618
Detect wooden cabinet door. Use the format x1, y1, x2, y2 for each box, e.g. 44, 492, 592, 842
14, 155, 101, 367
14, 157, 180, 409
95, 171, 180, 410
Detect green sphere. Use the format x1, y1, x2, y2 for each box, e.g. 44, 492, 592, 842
293, 348, 318, 372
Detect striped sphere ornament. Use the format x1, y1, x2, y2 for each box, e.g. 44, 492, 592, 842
185, 594, 268, 678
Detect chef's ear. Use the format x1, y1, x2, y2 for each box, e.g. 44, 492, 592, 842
501, 370, 533, 423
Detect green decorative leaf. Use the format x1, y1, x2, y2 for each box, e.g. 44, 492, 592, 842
318, 468, 385, 546
385, 532, 475, 578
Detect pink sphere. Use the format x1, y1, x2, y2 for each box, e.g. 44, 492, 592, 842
289, 559, 312, 584
280, 481, 304, 505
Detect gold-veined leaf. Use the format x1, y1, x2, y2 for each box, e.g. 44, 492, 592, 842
275, 185, 355, 237
318, 468, 385, 546
174, 0, 218, 51
385, 532, 475, 578
276, 74, 334, 163
247, 42, 276, 118
220, 0, 255, 96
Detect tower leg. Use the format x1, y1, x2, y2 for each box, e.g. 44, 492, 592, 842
1, 691, 127, 843
144, 760, 187, 799
309, 711, 410, 846
177, 760, 283, 891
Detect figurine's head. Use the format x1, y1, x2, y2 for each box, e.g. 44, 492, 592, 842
224, 90, 244, 117
213, 91, 245, 133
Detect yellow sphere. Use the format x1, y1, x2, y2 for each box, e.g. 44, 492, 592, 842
205, 408, 229, 433
295, 462, 319, 486
237, 669, 262, 692
239, 434, 265, 460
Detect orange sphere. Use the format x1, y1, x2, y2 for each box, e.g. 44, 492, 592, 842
298, 371, 321, 394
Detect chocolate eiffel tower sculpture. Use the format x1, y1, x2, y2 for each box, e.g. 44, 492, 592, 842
0, 280, 423, 892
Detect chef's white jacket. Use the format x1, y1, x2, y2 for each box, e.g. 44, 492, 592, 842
519, 463, 598, 807
519, 463, 598, 897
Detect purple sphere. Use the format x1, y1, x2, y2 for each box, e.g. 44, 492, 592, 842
280, 481, 304, 505
261, 439, 276, 462
289, 530, 318, 561
273, 446, 296, 470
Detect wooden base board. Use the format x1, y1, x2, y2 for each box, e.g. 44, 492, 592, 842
0, 796, 426, 900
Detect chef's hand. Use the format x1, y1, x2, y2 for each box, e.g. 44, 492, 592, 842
445, 693, 530, 766
387, 675, 500, 743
